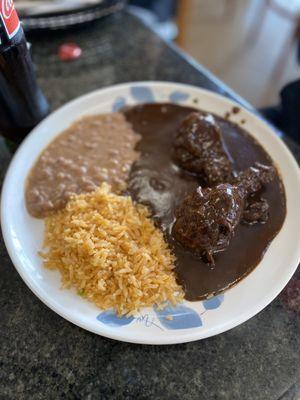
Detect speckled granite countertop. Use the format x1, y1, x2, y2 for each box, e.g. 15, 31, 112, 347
0, 11, 299, 400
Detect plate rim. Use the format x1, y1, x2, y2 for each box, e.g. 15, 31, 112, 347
1, 81, 300, 345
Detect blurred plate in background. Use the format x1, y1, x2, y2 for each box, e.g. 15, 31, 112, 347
15, 0, 125, 30
16, 0, 104, 16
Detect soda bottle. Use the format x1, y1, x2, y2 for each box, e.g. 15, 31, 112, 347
0, 0, 49, 142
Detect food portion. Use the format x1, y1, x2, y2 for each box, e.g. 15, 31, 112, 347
242, 198, 269, 224
236, 162, 275, 224
26, 113, 140, 218
40, 183, 183, 316
173, 163, 276, 265
125, 103, 286, 300
173, 184, 245, 265
26, 102, 286, 312
173, 112, 233, 185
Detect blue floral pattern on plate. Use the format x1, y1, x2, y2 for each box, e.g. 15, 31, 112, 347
169, 91, 190, 102
96, 310, 134, 327
112, 96, 126, 112
203, 294, 224, 310
130, 86, 155, 102
96, 294, 224, 330
154, 304, 202, 329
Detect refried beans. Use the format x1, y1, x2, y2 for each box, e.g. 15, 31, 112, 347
26, 113, 141, 218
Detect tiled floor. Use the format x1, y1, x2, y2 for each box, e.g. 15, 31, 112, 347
178, 0, 300, 107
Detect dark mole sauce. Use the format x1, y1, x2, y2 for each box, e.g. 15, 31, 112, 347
123, 103, 286, 301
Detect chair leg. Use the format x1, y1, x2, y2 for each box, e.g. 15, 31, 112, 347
271, 19, 300, 83
175, 0, 191, 48
246, 0, 270, 45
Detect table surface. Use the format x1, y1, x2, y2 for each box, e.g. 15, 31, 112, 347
1, 11, 299, 400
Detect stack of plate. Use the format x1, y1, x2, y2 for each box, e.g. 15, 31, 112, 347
15, 0, 125, 30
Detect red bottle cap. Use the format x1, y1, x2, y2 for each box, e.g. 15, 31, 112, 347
58, 43, 82, 61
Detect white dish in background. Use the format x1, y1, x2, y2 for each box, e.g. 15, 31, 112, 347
1, 82, 300, 345
16, 0, 102, 15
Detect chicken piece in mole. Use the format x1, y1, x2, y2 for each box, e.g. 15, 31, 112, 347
243, 198, 269, 224
173, 183, 244, 265
235, 162, 275, 225
173, 112, 233, 186
234, 162, 275, 196
172, 162, 275, 265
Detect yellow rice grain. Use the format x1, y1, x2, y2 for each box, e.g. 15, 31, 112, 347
40, 183, 183, 316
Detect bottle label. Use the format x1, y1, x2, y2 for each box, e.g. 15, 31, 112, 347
0, 0, 20, 39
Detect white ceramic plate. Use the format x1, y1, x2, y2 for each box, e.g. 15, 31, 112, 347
2, 82, 300, 345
